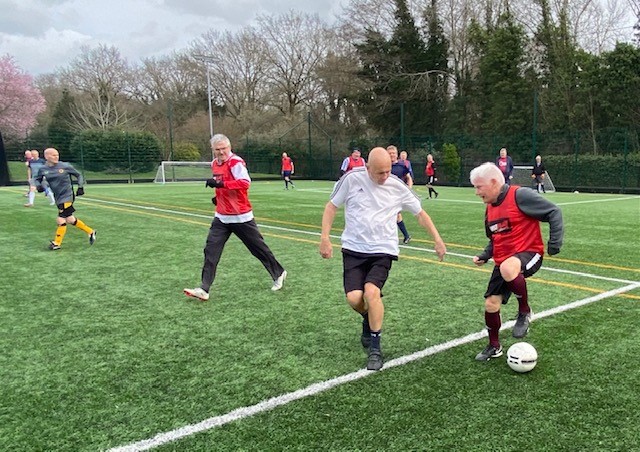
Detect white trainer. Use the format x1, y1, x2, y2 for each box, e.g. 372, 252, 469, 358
271, 270, 287, 291
183, 287, 209, 301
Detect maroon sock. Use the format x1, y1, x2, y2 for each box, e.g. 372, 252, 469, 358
485, 310, 501, 347
507, 273, 530, 313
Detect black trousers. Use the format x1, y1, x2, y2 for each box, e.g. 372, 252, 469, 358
201, 217, 284, 291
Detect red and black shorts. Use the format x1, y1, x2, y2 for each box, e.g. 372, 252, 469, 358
342, 249, 397, 295
484, 251, 543, 302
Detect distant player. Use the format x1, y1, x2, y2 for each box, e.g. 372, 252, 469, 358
281, 152, 296, 190
470, 163, 563, 361
339, 148, 365, 177
24, 150, 56, 207
495, 147, 514, 181
425, 154, 439, 199
399, 151, 414, 180
36, 148, 96, 250
531, 155, 546, 193
386, 145, 413, 244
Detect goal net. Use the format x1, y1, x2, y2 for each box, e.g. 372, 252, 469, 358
153, 161, 213, 184
512, 166, 556, 192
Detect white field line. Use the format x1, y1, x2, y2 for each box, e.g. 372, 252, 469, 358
556, 196, 640, 206
84, 197, 640, 286
108, 280, 640, 452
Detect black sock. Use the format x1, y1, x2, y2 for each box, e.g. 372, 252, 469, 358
361, 312, 370, 336
397, 221, 409, 239
370, 330, 381, 350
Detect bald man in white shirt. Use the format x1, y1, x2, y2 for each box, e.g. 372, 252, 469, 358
320, 147, 446, 371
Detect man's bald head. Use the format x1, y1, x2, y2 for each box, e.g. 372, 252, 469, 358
44, 148, 60, 165
367, 147, 392, 185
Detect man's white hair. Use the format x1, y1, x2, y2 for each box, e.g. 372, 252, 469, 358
210, 134, 230, 147
470, 162, 505, 185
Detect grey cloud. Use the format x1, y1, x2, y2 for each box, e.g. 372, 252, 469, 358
0, 1, 54, 36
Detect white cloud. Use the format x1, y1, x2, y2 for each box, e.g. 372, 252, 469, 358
0, 28, 94, 75
0, 0, 343, 76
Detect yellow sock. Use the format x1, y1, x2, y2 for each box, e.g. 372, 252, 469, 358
73, 219, 93, 234
54, 224, 67, 245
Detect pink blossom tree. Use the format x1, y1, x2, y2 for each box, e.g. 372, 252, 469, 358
0, 55, 46, 138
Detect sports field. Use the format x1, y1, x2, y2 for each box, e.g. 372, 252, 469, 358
1, 181, 639, 451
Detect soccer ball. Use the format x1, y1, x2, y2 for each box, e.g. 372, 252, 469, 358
507, 342, 538, 373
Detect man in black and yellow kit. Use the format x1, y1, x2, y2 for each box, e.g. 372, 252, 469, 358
36, 148, 96, 250
470, 162, 563, 361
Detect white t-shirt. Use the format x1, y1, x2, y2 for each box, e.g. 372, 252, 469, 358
330, 167, 423, 256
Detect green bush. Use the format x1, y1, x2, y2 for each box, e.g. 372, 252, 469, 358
172, 142, 202, 161
70, 130, 163, 172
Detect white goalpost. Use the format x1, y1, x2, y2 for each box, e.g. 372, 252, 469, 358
153, 161, 213, 184
512, 166, 556, 192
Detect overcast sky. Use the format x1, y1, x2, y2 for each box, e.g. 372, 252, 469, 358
0, 0, 343, 76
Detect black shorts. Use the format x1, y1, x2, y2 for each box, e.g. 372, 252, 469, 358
57, 201, 76, 218
427, 175, 436, 184
533, 175, 544, 184
483, 252, 543, 302
282, 171, 292, 179
342, 249, 396, 294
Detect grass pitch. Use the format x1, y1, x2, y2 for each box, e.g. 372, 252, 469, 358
1, 181, 639, 451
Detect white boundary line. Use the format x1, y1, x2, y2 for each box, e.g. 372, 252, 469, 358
109, 281, 640, 452
85, 197, 639, 286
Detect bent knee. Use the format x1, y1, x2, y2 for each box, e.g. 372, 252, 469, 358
485, 295, 502, 312
499, 257, 521, 281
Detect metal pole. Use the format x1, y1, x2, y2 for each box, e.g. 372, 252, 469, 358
400, 102, 405, 148
206, 66, 214, 139
532, 90, 538, 161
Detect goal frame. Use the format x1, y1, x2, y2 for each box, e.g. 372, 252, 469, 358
512, 165, 556, 192
154, 161, 213, 184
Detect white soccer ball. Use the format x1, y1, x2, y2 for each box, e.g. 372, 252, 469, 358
507, 342, 538, 373
574, 190, 579, 194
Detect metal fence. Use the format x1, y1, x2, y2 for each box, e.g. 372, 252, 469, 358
4, 127, 639, 193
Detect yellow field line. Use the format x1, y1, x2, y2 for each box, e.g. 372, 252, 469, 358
5, 186, 639, 275
98, 200, 632, 301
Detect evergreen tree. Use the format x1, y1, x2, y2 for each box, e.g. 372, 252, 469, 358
48, 89, 77, 158
470, 13, 531, 135
355, 0, 434, 138
421, 0, 450, 135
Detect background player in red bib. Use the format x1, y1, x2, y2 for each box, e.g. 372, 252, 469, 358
339, 148, 365, 177
495, 147, 514, 181
281, 152, 295, 190
424, 153, 439, 199
470, 162, 563, 361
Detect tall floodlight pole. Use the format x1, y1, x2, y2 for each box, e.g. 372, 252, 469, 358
194, 55, 215, 139
206, 67, 214, 138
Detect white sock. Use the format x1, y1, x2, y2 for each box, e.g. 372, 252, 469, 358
28, 191, 35, 204
47, 191, 56, 204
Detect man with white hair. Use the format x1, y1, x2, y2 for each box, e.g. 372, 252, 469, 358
470, 162, 563, 361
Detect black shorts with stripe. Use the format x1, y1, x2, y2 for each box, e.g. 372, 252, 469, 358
484, 251, 543, 302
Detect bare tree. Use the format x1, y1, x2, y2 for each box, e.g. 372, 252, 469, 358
58, 44, 135, 130
192, 27, 270, 122
256, 11, 332, 117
